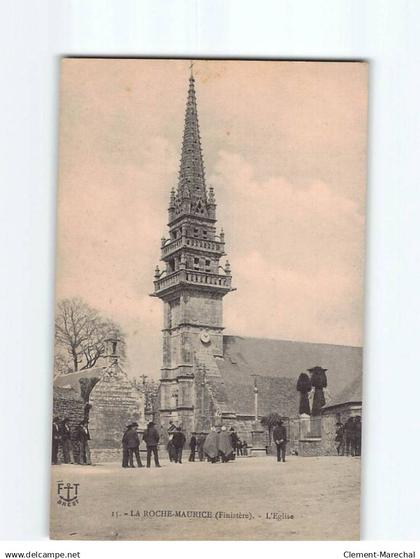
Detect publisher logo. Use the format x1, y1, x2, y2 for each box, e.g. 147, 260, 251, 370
57, 481, 79, 507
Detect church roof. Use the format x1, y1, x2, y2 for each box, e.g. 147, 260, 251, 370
216, 335, 363, 418
323, 373, 363, 410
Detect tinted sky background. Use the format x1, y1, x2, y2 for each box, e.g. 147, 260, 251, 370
56, 58, 368, 378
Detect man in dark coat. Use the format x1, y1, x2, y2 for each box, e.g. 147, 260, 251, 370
229, 427, 239, 460
125, 422, 143, 467
237, 438, 243, 456
61, 418, 74, 464
167, 420, 177, 462
354, 416, 362, 456
188, 434, 197, 462
142, 422, 161, 468
122, 424, 131, 468
197, 433, 205, 461
76, 420, 92, 465
172, 426, 186, 464
344, 417, 356, 456
52, 416, 61, 465
273, 420, 287, 463
335, 422, 344, 456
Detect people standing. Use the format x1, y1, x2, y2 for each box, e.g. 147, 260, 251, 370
335, 421, 344, 456
242, 440, 248, 456
143, 421, 161, 468
167, 436, 176, 463
77, 420, 92, 465
273, 420, 287, 463
122, 424, 131, 468
237, 439, 243, 456
188, 433, 197, 462
51, 416, 61, 465
171, 426, 186, 464
218, 425, 234, 462
197, 433, 205, 461
203, 427, 219, 463
344, 417, 355, 456
167, 421, 177, 462
125, 422, 143, 468
61, 418, 74, 464
354, 416, 362, 456
229, 427, 239, 460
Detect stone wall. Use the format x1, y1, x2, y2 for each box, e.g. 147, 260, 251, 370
88, 366, 145, 462
52, 386, 86, 462
286, 404, 362, 457
182, 292, 223, 330
298, 438, 324, 456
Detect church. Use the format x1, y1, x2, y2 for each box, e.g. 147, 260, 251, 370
151, 70, 362, 451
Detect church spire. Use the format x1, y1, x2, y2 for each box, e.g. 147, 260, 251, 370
174, 67, 210, 219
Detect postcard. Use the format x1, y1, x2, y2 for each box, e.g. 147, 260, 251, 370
51, 58, 367, 540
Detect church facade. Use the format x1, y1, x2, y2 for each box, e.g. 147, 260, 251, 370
152, 71, 363, 445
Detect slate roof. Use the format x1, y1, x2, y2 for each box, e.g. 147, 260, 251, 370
323, 373, 363, 409
217, 335, 363, 418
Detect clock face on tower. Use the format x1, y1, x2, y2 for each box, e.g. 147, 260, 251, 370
200, 332, 211, 344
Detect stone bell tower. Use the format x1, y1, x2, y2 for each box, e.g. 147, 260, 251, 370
151, 68, 234, 435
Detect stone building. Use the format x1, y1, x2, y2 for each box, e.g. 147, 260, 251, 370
152, 70, 363, 449
53, 340, 145, 462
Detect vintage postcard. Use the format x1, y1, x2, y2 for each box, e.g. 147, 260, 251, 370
51, 58, 368, 540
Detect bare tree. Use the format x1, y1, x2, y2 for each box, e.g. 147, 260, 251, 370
55, 297, 125, 372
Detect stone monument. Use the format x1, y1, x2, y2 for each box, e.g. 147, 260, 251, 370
88, 337, 145, 462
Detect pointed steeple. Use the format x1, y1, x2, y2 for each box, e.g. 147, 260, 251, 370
174, 68, 209, 219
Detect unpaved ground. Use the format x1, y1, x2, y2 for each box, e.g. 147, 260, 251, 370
50, 455, 360, 540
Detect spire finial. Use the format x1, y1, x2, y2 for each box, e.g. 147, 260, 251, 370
189, 60, 194, 79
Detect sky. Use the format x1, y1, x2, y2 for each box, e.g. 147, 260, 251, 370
56, 58, 368, 379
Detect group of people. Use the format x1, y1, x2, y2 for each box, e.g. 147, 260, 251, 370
121, 422, 248, 469
202, 426, 235, 463
51, 416, 91, 465
166, 422, 249, 464
335, 416, 362, 456
122, 421, 161, 468
53, 414, 361, 466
